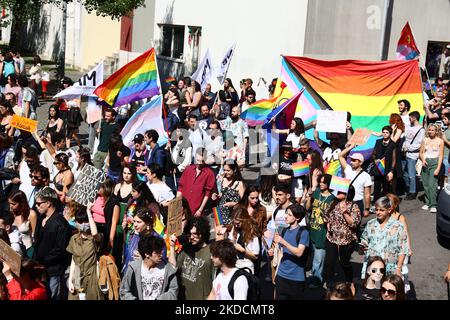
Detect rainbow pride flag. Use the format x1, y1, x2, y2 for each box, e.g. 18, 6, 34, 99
94, 48, 160, 107
330, 176, 351, 193
292, 161, 310, 177
212, 207, 224, 226
165, 76, 176, 84
276, 57, 423, 160
154, 214, 165, 238
324, 160, 342, 176
376, 158, 386, 175
241, 97, 277, 127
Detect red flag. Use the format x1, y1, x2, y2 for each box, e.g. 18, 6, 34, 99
396, 22, 420, 60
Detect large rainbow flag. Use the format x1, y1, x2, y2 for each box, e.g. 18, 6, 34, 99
274, 56, 423, 159
94, 48, 160, 107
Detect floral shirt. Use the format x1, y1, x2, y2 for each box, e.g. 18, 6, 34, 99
360, 217, 409, 275
220, 118, 249, 151
326, 201, 361, 246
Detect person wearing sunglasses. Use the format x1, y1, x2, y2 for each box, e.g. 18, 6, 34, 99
355, 256, 386, 300
380, 274, 405, 300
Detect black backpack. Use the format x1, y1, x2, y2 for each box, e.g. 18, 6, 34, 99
280, 225, 310, 262
228, 267, 260, 300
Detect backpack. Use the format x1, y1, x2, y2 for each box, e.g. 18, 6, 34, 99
280, 225, 310, 263
228, 267, 260, 300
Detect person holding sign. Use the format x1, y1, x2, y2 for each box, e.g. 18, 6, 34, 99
323, 185, 361, 289
1, 258, 47, 300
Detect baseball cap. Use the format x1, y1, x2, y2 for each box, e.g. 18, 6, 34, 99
349, 153, 364, 163
133, 133, 144, 143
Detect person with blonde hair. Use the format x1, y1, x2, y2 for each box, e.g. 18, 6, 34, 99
419, 124, 444, 213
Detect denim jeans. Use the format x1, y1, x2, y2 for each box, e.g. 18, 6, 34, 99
444, 158, 450, 177
47, 274, 67, 300
310, 242, 326, 284
403, 157, 418, 193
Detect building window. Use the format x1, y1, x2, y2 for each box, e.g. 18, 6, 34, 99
160, 25, 185, 60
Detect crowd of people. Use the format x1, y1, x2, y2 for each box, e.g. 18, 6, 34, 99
0, 50, 449, 301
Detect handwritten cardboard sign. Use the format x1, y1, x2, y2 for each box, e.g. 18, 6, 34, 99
0, 239, 21, 276
10, 114, 38, 132
67, 164, 107, 206
167, 196, 183, 236
316, 110, 347, 133
349, 128, 373, 146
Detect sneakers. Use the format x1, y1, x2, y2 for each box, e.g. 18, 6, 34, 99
421, 205, 429, 210
430, 207, 437, 213
404, 193, 416, 200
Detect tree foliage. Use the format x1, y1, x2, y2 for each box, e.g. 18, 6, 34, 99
0, 0, 146, 24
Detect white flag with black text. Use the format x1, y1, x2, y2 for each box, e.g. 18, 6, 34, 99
191, 49, 214, 93
217, 42, 236, 85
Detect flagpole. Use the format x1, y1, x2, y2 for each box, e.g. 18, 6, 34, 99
154, 50, 178, 189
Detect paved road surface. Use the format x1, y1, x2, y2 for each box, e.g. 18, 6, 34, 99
34, 75, 450, 300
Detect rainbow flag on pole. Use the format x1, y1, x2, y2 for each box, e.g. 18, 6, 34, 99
330, 176, 351, 193
165, 76, 176, 84
212, 207, 224, 226
154, 214, 165, 238
292, 161, 310, 177
324, 160, 342, 176
376, 158, 386, 176
94, 48, 160, 107
241, 97, 277, 127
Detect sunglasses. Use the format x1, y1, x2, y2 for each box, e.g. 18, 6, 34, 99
380, 287, 397, 296
370, 268, 385, 274
29, 174, 41, 179
35, 200, 47, 206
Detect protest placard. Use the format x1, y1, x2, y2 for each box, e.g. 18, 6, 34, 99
349, 128, 373, 146
167, 196, 183, 236
10, 114, 38, 133
316, 110, 347, 133
0, 239, 21, 276
67, 164, 107, 206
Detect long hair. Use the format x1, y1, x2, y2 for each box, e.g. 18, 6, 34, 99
290, 117, 305, 136
48, 105, 61, 120
238, 185, 266, 235
362, 256, 386, 288
99, 178, 115, 202
425, 123, 443, 138
385, 193, 400, 213
381, 274, 405, 300
231, 207, 258, 245
132, 181, 157, 209
223, 159, 244, 184
389, 113, 405, 133
310, 150, 324, 173
118, 163, 137, 184
8, 190, 30, 220
77, 147, 93, 171
260, 171, 277, 203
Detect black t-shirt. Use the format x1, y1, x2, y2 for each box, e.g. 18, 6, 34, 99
278, 155, 294, 176
427, 107, 443, 125
109, 145, 131, 172
130, 150, 146, 169
98, 121, 120, 152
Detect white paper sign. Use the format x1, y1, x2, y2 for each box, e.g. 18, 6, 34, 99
316, 110, 347, 133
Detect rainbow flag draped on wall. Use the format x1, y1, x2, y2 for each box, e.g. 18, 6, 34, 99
94, 48, 160, 107
275, 56, 423, 160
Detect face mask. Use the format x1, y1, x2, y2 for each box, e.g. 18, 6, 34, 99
76, 222, 91, 233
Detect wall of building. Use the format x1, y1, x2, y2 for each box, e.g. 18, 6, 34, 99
132, 0, 156, 53
65, 2, 83, 68
304, 0, 386, 60
152, 0, 309, 99
80, 10, 121, 70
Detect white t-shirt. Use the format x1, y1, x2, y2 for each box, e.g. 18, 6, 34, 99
400, 114, 411, 132
344, 166, 373, 202
228, 232, 260, 274
286, 133, 305, 149
213, 268, 248, 300
141, 262, 165, 300
147, 182, 175, 204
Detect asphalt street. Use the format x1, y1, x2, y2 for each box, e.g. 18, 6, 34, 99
34, 75, 450, 300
